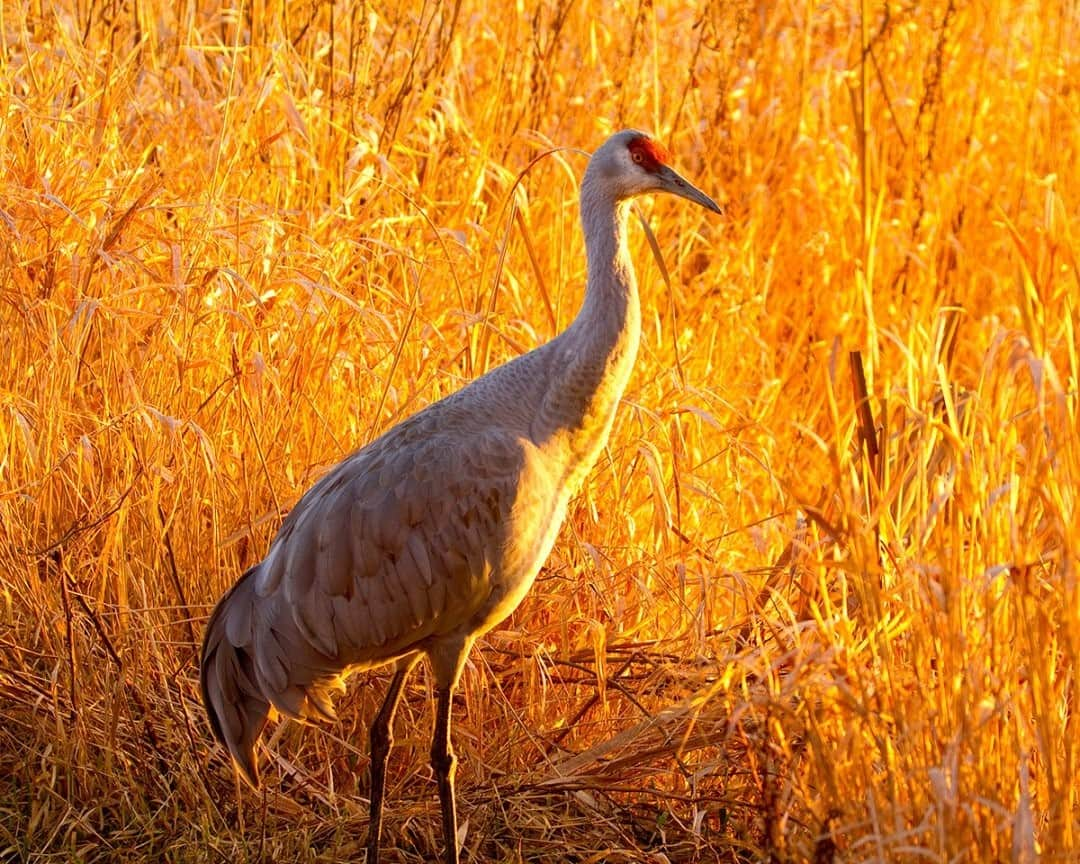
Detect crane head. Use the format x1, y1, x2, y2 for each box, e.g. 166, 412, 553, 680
588, 129, 722, 215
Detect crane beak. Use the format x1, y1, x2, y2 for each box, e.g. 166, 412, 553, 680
656, 165, 723, 215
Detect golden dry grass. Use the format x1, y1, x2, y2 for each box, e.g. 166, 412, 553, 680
1, 0, 1077, 861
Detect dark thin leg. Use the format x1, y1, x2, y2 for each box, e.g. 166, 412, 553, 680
367, 665, 413, 864
431, 686, 460, 864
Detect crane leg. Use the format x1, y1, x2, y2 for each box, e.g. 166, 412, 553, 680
431, 685, 460, 864
367, 656, 418, 864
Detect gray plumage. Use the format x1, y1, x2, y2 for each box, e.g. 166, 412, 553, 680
200, 129, 721, 864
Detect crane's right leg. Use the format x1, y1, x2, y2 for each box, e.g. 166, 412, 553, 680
431, 684, 459, 864
367, 654, 419, 864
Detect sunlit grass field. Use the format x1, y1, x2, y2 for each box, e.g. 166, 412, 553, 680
1, 0, 1077, 860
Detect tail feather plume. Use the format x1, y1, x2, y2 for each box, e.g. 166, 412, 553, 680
200, 566, 347, 786
200, 568, 270, 787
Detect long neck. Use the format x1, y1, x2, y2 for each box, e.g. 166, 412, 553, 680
533, 178, 641, 493
577, 185, 639, 344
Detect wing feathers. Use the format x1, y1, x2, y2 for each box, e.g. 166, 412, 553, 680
253, 626, 290, 694
202, 421, 550, 793
203, 428, 529, 788
293, 590, 339, 658
406, 533, 434, 587
317, 488, 354, 597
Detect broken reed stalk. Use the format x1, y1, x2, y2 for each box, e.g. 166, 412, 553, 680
849, 350, 882, 567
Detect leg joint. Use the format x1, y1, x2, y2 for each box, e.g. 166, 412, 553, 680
430, 742, 456, 776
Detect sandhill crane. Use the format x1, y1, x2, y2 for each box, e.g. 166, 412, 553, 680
200, 129, 721, 863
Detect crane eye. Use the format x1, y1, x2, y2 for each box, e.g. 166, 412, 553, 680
631, 150, 644, 164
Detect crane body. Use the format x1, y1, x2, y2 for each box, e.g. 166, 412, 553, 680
201, 129, 721, 863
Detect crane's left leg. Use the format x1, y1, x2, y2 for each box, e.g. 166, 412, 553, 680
367, 654, 419, 864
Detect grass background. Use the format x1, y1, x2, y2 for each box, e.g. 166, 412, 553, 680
1, 0, 1077, 860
